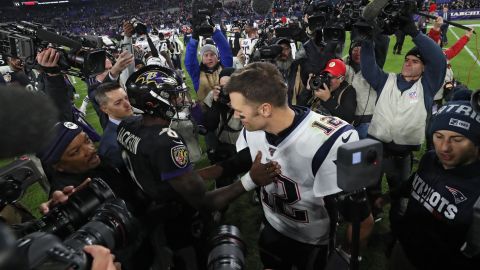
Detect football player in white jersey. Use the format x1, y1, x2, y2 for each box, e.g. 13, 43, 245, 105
220, 62, 372, 269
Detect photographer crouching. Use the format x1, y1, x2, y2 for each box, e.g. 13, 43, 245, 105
203, 67, 243, 188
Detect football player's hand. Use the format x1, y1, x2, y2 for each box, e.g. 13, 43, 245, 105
249, 151, 281, 186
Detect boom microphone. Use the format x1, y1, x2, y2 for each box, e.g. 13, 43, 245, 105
361, 0, 390, 21
251, 0, 274, 16
0, 86, 58, 158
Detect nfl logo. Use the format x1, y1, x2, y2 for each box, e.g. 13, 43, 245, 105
408, 91, 418, 99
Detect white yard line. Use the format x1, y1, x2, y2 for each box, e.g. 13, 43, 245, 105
448, 27, 480, 68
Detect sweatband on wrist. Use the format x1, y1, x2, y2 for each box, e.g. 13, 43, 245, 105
240, 173, 257, 191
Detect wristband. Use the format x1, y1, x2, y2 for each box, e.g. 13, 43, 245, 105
240, 173, 257, 191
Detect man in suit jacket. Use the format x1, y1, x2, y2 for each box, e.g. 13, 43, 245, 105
95, 82, 134, 168
439, 5, 451, 46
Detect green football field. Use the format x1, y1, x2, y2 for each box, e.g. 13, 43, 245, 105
11, 19, 480, 269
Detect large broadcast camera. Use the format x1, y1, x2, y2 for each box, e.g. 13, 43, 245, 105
15, 178, 116, 238
0, 177, 136, 270
0, 21, 106, 78
191, 0, 223, 37
7, 199, 135, 270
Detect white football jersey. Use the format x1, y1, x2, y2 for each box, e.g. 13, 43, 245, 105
241, 38, 257, 64
237, 110, 358, 245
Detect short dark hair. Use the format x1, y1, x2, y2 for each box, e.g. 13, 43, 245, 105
95, 82, 123, 105
224, 62, 287, 107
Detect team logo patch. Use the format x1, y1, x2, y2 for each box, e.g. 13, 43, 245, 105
3, 73, 11, 83
171, 145, 189, 168
63, 122, 79, 130
328, 61, 336, 68
449, 118, 470, 131
445, 185, 467, 204
268, 147, 276, 156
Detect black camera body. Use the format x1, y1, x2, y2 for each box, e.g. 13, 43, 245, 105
15, 199, 135, 270
17, 178, 116, 238
217, 86, 231, 105
376, 0, 418, 35
251, 44, 283, 62
309, 72, 331, 91
0, 21, 106, 78
191, 0, 222, 37
130, 18, 148, 36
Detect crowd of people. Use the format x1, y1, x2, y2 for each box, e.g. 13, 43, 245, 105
448, 0, 480, 9
1, 0, 480, 270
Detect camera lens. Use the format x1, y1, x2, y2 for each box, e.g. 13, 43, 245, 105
207, 225, 246, 270
63, 199, 135, 252
19, 178, 115, 238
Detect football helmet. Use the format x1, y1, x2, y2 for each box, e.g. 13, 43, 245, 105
125, 65, 189, 119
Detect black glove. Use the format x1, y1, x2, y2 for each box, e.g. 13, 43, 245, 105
399, 15, 419, 37
352, 18, 377, 40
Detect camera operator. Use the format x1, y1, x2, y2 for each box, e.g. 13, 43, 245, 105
94, 82, 134, 169
184, 18, 233, 103
274, 38, 305, 105
36, 122, 141, 205
388, 100, 480, 269
203, 67, 243, 188
36, 121, 152, 269
360, 15, 447, 227
118, 65, 277, 269
304, 59, 357, 124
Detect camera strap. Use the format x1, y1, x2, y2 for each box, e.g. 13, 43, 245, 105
40, 65, 62, 74
216, 110, 235, 138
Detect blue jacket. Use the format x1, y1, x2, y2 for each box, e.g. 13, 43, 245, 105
98, 120, 123, 169
184, 29, 233, 91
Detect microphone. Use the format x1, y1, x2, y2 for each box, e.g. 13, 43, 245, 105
0, 86, 58, 158
36, 28, 83, 51
361, 0, 390, 21
251, 0, 274, 16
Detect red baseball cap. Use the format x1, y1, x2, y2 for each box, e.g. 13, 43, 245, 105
322, 59, 346, 77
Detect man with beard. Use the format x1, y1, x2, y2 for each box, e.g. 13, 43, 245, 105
274, 38, 305, 105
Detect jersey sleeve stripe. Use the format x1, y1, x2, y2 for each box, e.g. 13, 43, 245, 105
311, 125, 355, 175
160, 165, 193, 181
